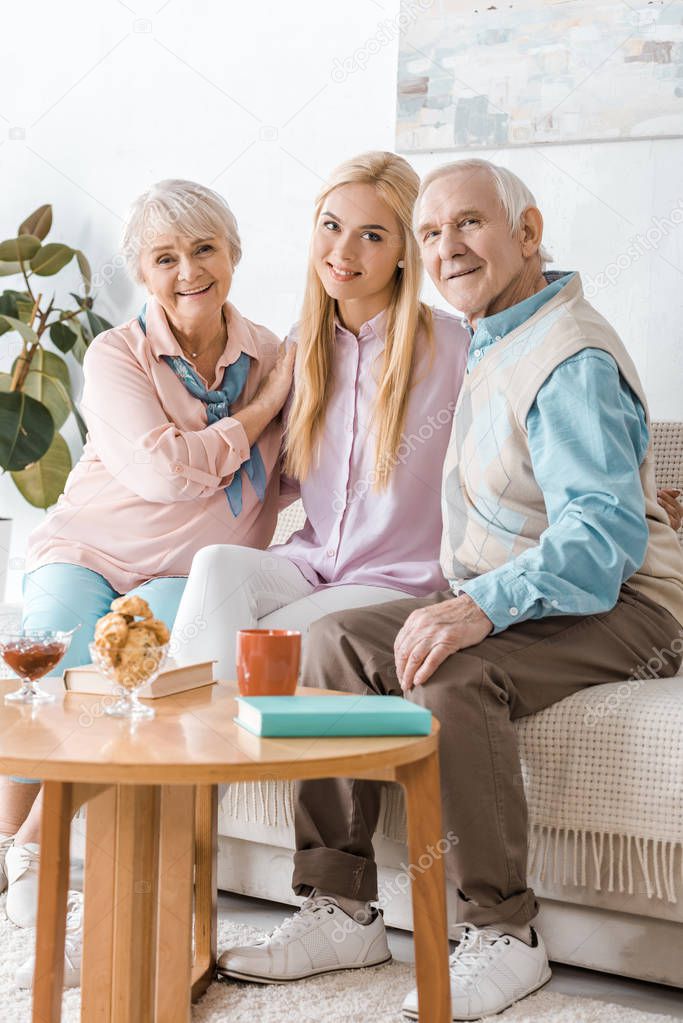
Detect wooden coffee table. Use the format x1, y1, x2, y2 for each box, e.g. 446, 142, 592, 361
0, 679, 451, 1023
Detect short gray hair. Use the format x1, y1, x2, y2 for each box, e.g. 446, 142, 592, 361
417, 159, 552, 268
122, 178, 242, 283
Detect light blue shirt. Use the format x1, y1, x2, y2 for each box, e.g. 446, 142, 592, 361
458, 272, 650, 632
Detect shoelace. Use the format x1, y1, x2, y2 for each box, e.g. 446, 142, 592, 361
11, 844, 40, 879
448, 925, 508, 984
65, 891, 83, 936
22, 890, 83, 976
63, 892, 83, 959
267, 895, 338, 945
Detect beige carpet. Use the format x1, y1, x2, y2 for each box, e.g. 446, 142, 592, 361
0, 902, 678, 1022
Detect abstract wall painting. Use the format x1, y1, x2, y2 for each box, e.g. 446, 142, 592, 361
396, 0, 683, 151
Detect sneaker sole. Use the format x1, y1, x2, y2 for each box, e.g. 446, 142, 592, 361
217, 952, 393, 985
401, 965, 552, 1021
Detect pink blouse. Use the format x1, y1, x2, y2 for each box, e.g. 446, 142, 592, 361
270, 306, 470, 596
26, 297, 283, 592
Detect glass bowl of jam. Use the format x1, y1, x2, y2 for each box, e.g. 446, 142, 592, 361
0, 627, 78, 704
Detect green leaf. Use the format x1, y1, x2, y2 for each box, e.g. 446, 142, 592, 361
0, 261, 21, 276
11, 431, 71, 509
0, 292, 34, 333
69, 319, 89, 364
0, 236, 41, 262
30, 243, 73, 276
71, 291, 93, 311
0, 293, 18, 333
75, 250, 92, 295
50, 321, 77, 353
0, 315, 38, 344
13, 349, 72, 430
72, 403, 88, 444
0, 291, 29, 313
77, 316, 92, 341
15, 296, 34, 323
85, 309, 112, 337
18, 205, 52, 241
0, 390, 54, 470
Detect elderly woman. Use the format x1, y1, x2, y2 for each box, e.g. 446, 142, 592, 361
0, 179, 294, 949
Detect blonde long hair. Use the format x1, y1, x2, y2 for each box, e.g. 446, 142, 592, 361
284, 151, 433, 488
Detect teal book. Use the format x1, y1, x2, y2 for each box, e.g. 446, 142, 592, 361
234, 695, 432, 737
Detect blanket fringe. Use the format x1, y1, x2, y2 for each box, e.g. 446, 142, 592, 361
527, 823, 682, 904
218, 782, 682, 905
221, 779, 295, 831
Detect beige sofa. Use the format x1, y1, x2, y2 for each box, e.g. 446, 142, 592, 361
216, 420, 683, 989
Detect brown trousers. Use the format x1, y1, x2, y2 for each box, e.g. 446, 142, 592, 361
292, 583, 683, 934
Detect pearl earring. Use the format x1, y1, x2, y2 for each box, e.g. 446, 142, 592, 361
397, 260, 405, 269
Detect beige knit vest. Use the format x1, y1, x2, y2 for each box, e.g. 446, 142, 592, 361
440, 273, 683, 627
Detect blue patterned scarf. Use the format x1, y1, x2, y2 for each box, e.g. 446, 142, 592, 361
137, 303, 266, 516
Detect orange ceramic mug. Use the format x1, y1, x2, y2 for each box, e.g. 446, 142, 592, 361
236, 629, 301, 696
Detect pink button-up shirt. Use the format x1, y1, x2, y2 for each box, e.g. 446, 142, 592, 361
270, 307, 469, 595
26, 297, 283, 593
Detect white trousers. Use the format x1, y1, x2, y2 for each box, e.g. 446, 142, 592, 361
170, 544, 407, 680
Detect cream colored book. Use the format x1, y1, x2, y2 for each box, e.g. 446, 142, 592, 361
63, 659, 216, 698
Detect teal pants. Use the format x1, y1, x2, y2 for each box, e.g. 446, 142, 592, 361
13, 563, 187, 782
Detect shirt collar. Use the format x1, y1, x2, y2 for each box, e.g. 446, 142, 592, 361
465, 271, 576, 353
334, 305, 388, 342
140, 296, 259, 368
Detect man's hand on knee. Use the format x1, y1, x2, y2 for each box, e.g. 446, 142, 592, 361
393, 594, 493, 691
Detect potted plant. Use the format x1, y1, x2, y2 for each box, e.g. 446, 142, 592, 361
0, 204, 112, 508
0, 516, 10, 603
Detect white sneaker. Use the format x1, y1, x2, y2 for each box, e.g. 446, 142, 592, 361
0, 834, 14, 894
217, 894, 391, 983
5, 842, 40, 928
16, 891, 83, 990
402, 924, 551, 1021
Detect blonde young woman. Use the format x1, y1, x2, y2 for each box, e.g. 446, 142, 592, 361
170, 151, 471, 677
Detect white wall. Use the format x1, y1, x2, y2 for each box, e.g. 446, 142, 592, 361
2, 0, 682, 602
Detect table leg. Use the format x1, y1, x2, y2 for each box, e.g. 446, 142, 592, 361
81, 786, 118, 1023
32, 781, 72, 1023
191, 784, 217, 1001
155, 785, 195, 1022
111, 785, 161, 1023
396, 751, 452, 1023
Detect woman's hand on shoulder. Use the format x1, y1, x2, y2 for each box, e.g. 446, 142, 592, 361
231, 343, 296, 447
255, 342, 296, 416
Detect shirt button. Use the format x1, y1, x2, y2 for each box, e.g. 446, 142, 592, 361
326, 548, 335, 558
509, 606, 519, 617
474, 349, 482, 358
495, 335, 502, 341
551, 599, 559, 608
172, 464, 183, 473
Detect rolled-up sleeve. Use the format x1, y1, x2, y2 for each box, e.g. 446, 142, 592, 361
80, 338, 251, 503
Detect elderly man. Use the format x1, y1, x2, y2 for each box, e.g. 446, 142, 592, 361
220, 160, 683, 1019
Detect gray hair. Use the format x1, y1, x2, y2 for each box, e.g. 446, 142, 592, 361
416, 159, 552, 268
121, 178, 242, 283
